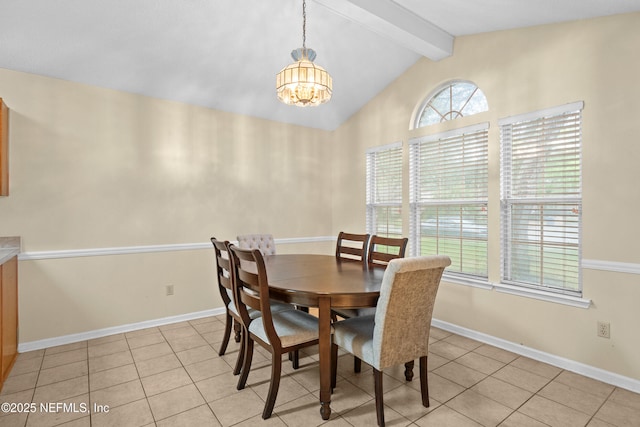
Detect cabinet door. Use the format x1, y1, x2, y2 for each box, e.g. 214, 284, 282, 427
0, 98, 8, 196
1, 256, 17, 380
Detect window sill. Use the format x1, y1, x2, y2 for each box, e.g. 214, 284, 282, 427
441, 274, 592, 309
493, 282, 591, 309
441, 273, 493, 290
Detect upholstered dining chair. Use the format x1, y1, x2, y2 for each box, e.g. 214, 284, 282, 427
331, 255, 451, 427
211, 237, 294, 375
237, 233, 277, 256
367, 235, 409, 269
335, 231, 370, 265
229, 246, 325, 419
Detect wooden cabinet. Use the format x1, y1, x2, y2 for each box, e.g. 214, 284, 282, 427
0, 98, 8, 196
0, 256, 18, 389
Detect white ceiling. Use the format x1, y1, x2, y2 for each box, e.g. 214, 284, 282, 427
1, 0, 639, 130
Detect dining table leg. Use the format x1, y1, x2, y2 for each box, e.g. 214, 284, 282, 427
318, 296, 332, 420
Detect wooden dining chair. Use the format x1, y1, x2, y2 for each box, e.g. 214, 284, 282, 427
211, 237, 295, 375
367, 235, 409, 269
229, 245, 325, 419
237, 233, 277, 255
238, 233, 309, 321
210, 238, 242, 361
331, 255, 451, 427
335, 231, 370, 265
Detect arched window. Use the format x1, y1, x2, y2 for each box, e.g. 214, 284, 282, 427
415, 80, 488, 128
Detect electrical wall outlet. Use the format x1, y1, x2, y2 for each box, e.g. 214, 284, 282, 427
166, 284, 174, 296
597, 321, 610, 339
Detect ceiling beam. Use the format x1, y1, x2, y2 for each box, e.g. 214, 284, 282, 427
314, 0, 453, 60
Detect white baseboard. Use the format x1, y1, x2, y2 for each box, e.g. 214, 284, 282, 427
432, 318, 640, 394
18, 308, 640, 394
18, 307, 226, 353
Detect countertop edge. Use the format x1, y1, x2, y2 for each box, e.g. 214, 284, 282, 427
0, 236, 21, 265
0, 248, 20, 265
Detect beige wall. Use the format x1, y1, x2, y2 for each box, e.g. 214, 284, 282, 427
0, 12, 639, 382
332, 13, 640, 380
0, 69, 333, 342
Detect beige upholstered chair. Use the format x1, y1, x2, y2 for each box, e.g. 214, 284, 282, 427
335, 232, 370, 265
237, 233, 277, 256
331, 255, 451, 427
229, 246, 325, 419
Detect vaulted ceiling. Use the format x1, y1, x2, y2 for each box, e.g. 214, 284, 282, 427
1, 0, 639, 130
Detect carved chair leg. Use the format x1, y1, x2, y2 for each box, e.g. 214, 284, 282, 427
373, 368, 385, 426
404, 360, 415, 381
233, 319, 242, 343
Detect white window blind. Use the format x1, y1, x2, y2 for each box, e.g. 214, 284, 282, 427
499, 102, 583, 295
366, 142, 403, 238
409, 123, 489, 278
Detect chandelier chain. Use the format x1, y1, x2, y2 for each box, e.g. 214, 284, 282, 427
302, 0, 306, 49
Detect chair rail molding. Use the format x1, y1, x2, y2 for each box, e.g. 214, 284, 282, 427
582, 259, 640, 275
18, 236, 337, 261
19, 245, 640, 278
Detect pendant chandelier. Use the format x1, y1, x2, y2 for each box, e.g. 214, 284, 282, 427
276, 0, 332, 107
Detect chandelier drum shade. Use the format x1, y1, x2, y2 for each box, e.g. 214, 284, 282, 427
276, 0, 332, 107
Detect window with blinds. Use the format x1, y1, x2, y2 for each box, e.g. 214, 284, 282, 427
366, 142, 403, 240
499, 102, 583, 295
409, 123, 489, 278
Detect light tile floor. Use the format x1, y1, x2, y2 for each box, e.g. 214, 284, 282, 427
1, 314, 639, 426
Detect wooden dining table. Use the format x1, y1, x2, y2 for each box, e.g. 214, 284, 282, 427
262, 253, 386, 420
